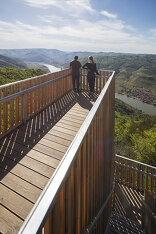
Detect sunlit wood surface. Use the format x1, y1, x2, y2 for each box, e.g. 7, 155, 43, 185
0, 90, 98, 234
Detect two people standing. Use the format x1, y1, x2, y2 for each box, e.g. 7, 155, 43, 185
70, 55, 99, 93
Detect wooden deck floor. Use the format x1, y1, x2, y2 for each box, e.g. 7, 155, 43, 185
0, 90, 98, 234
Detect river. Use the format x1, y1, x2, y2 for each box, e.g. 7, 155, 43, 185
44, 64, 156, 115
44, 64, 62, 73
115, 93, 156, 115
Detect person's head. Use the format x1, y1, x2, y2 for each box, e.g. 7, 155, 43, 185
88, 56, 94, 63
74, 56, 78, 60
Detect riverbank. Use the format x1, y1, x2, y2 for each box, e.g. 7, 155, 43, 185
115, 93, 156, 115
119, 89, 156, 105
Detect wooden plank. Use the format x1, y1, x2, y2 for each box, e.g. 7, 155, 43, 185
71, 104, 90, 113
0, 205, 23, 234
33, 143, 64, 160
65, 113, 86, 121
58, 119, 81, 128
26, 150, 60, 169
0, 169, 41, 203
68, 110, 88, 118
0, 184, 33, 220
38, 138, 68, 153
0, 139, 60, 170
1, 153, 54, 178
52, 125, 77, 137
47, 129, 74, 142
56, 122, 79, 132
0, 138, 63, 161
62, 115, 84, 125
0, 158, 48, 189
44, 133, 71, 147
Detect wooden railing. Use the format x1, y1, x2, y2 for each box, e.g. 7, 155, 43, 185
115, 155, 156, 233
0, 69, 72, 138
0, 68, 111, 139
142, 190, 156, 234
115, 154, 156, 194
17, 70, 115, 234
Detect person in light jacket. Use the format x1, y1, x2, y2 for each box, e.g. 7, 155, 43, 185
82, 56, 99, 92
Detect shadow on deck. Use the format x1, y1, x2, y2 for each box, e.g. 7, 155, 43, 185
0, 90, 98, 233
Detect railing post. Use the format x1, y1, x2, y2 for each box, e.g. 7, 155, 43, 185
23, 93, 27, 123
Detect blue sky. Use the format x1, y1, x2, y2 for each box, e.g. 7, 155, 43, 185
0, 0, 156, 54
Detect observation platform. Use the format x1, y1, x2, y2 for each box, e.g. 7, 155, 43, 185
0, 90, 98, 233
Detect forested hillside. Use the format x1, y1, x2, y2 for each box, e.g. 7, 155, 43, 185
0, 54, 27, 68
0, 67, 46, 85
115, 99, 156, 166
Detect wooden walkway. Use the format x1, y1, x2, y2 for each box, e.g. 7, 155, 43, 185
0, 90, 98, 234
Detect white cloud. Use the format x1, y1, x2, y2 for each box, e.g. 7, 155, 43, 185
23, 0, 95, 14
150, 28, 156, 38
0, 1, 156, 54
1, 18, 156, 54
23, 0, 61, 9
100, 11, 117, 19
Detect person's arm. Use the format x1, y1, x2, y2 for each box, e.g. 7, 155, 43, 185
82, 63, 88, 69
95, 63, 99, 75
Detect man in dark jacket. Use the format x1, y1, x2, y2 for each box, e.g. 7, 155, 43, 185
70, 56, 81, 92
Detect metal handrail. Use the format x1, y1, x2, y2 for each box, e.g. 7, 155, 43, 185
116, 154, 156, 170
115, 161, 156, 178
18, 71, 115, 234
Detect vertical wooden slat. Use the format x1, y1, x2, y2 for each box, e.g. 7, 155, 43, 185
9, 85, 14, 127
75, 157, 79, 234
60, 186, 65, 234
3, 87, 8, 132
65, 174, 72, 234
0, 88, 1, 134
83, 139, 87, 231
71, 165, 75, 234
86, 128, 91, 226
52, 200, 60, 234
78, 149, 82, 234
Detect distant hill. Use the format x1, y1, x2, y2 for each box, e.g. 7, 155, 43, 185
0, 48, 117, 66
0, 48, 67, 65
0, 54, 27, 68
